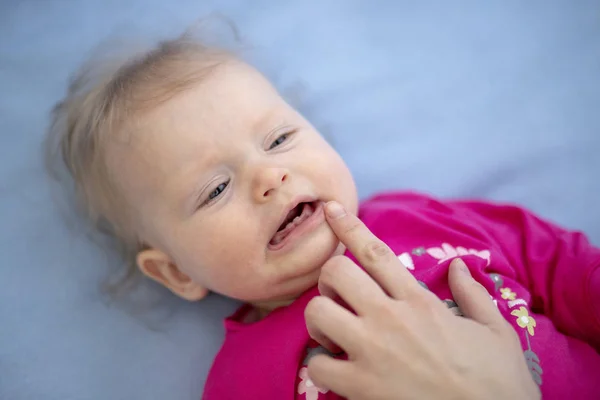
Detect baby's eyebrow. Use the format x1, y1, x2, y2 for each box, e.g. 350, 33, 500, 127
181, 175, 213, 213
176, 162, 213, 212
188, 184, 205, 210
252, 106, 284, 133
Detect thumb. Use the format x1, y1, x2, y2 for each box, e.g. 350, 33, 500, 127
448, 258, 504, 328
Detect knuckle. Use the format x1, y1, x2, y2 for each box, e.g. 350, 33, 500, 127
374, 298, 401, 320
378, 301, 396, 317
415, 290, 442, 309
343, 220, 363, 236
360, 240, 392, 264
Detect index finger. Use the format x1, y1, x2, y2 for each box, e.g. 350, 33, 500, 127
324, 201, 420, 299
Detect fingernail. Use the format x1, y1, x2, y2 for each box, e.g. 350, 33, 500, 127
453, 258, 471, 276
326, 201, 346, 219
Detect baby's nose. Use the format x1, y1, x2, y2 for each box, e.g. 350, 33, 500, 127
253, 167, 289, 202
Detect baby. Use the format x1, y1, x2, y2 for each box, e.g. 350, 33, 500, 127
48, 32, 600, 399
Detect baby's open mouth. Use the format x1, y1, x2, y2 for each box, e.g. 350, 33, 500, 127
269, 201, 317, 246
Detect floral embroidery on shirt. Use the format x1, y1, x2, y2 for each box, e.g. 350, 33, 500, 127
426, 243, 491, 266
298, 367, 329, 400
507, 298, 528, 308
511, 307, 537, 336
491, 280, 542, 386
500, 288, 517, 300
524, 333, 543, 386
412, 246, 426, 256
398, 252, 415, 269
489, 295, 499, 309
488, 273, 504, 290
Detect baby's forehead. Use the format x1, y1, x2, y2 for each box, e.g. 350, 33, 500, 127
137, 62, 285, 132
117, 61, 288, 156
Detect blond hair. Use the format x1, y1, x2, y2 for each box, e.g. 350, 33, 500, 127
46, 29, 234, 293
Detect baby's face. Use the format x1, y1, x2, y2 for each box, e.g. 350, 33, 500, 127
111, 60, 357, 306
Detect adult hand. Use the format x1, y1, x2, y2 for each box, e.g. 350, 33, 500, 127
304, 201, 540, 400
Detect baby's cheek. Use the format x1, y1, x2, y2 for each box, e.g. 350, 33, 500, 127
324, 158, 357, 207
205, 257, 265, 296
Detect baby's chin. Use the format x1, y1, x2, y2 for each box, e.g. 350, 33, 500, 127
276, 222, 341, 279
252, 225, 344, 305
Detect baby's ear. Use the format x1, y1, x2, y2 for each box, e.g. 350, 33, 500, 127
136, 248, 208, 301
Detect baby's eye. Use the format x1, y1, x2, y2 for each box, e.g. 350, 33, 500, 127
207, 181, 229, 202
269, 133, 289, 150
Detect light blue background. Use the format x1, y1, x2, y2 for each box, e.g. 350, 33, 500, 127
1, 1, 599, 399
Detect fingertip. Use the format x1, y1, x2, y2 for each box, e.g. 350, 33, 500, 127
325, 201, 346, 219
317, 279, 336, 300
448, 259, 502, 326
306, 354, 331, 389
450, 257, 471, 277
308, 355, 355, 399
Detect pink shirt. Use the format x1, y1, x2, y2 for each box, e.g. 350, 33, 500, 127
203, 192, 600, 400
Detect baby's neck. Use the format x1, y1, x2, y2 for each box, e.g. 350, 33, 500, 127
245, 298, 296, 323
243, 245, 347, 322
